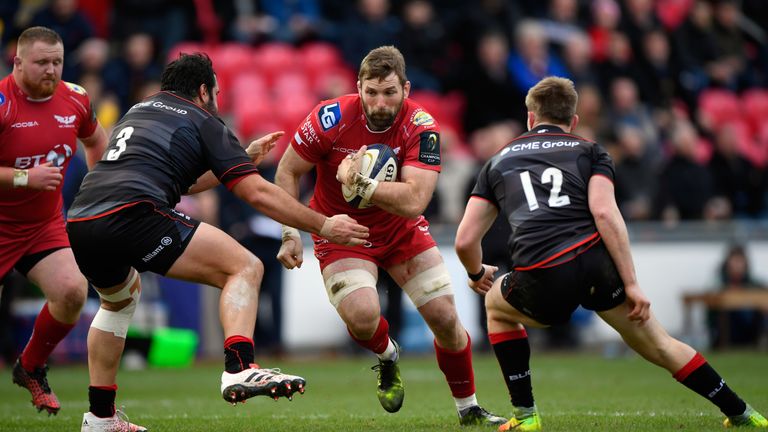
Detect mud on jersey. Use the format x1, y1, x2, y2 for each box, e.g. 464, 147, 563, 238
0, 76, 97, 223
471, 125, 614, 270
68, 91, 257, 220
290, 94, 441, 244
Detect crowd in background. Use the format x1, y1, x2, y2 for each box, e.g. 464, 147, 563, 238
2, 0, 767, 225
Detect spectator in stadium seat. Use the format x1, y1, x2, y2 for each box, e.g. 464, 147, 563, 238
1, 26, 109, 417
339, 0, 401, 68
614, 125, 661, 220
397, 0, 447, 92
274, 45, 507, 426
707, 244, 767, 348
456, 76, 768, 430
708, 124, 766, 218
461, 29, 523, 134
506, 20, 569, 95
654, 121, 716, 221
102, 33, 162, 114
66, 52, 368, 431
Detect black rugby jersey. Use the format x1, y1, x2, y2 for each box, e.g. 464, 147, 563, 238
471, 125, 614, 270
68, 91, 257, 220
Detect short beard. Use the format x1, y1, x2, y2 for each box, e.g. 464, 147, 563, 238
203, 97, 218, 116
23, 76, 57, 99
364, 98, 403, 131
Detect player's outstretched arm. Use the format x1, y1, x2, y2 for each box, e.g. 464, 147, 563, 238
187, 131, 285, 195
233, 173, 369, 246
455, 197, 500, 295
588, 175, 650, 322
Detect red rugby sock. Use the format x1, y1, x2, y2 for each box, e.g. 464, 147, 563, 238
434, 332, 476, 398
20, 303, 75, 371
348, 316, 390, 354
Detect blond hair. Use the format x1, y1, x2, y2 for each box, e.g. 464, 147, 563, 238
358, 46, 407, 86
525, 77, 578, 126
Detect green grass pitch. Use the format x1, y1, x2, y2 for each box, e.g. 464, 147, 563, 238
1, 352, 766, 431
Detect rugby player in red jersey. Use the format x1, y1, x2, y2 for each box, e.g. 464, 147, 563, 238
0, 26, 109, 416
275, 45, 505, 426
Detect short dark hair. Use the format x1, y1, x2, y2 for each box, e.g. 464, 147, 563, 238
160, 53, 216, 100
358, 46, 407, 86
17, 26, 62, 54
525, 77, 578, 126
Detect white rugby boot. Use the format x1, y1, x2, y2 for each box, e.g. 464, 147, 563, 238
221, 363, 306, 404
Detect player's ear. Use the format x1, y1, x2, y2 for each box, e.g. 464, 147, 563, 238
13, 56, 21, 68
403, 80, 411, 98
570, 114, 580, 133
356, 80, 362, 94
197, 83, 209, 103
527, 112, 535, 131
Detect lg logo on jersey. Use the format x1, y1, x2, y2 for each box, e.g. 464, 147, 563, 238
15, 144, 73, 168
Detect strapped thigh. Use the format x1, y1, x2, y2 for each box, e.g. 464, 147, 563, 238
324, 269, 377, 308
400, 262, 453, 307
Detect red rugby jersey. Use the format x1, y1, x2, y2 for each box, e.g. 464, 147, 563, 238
290, 94, 441, 243
0, 75, 97, 224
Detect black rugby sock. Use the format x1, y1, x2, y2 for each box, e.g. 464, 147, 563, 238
89, 385, 117, 418
224, 335, 255, 373
674, 353, 746, 416
490, 329, 535, 408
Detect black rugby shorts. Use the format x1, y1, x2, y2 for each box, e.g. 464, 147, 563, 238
500, 241, 626, 325
67, 202, 200, 287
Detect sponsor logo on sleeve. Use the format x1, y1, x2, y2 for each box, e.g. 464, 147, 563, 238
318, 102, 341, 131
64, 81, 86, 95
418, 131, 440, 165
0, 92, 5, 105
411, 110, 434, 126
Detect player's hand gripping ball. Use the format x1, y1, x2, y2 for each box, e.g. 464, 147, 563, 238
341, 144, 398, 208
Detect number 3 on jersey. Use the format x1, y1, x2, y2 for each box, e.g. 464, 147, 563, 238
520, 167, 571, 211
106, 126, 134, 161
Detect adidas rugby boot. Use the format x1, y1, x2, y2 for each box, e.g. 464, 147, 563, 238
81, 409, 147, 432
12, 359, 60, 415
371, 339, 404, 413
221, 363, 306, 404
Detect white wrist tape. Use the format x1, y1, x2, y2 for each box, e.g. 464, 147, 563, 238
281, 225, 301, 242
353, 173, 379, 202
13, 169, 28, 188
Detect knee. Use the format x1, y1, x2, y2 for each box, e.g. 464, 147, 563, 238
345, 306, 381, 336
50, 274, 88, 312
230, 253, 264, 287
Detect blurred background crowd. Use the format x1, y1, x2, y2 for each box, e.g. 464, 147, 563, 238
1, 0, 767, 361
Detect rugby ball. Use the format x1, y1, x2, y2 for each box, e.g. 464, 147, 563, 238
341, 144, 398, 208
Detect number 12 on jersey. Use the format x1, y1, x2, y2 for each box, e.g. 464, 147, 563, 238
520, 167, 571, 211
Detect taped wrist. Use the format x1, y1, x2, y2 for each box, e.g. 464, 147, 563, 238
13, 169, 28, 188
352, 173, 379, 202
281, 225, 301, 242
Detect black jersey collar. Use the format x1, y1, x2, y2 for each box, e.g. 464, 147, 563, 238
528, 124, 565, 135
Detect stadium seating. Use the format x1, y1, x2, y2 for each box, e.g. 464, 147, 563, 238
742, 89, 768, 135
697, 89, 741, 131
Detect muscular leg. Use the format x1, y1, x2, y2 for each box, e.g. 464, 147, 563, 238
22, 249, 87, 369
27, 248, 87, 324
89, 223, 263, 387
323, 258, 380, 340
598, 304, 694, 372
599, 301, 751, 419
389, 248, 506, 426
